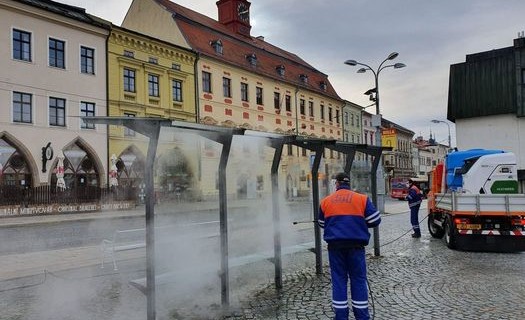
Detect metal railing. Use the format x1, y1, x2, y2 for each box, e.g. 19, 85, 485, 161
0, 185, 138, 206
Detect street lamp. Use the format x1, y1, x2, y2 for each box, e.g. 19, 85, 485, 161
344, 52, 405, 256
344, 53, 405, 117
431, 119, 452, 149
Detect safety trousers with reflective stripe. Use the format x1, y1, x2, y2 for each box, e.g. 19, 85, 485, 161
328, 247, 369, 320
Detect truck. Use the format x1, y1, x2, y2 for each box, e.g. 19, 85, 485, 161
427, 149, 525, 252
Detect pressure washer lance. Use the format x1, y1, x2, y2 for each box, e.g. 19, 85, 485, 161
292, 220, 315, 225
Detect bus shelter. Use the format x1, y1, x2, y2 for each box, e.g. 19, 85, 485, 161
82, 116, 391, 319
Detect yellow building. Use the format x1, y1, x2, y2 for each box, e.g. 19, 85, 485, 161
107, 25, 197, 193
122, 0, 344, 199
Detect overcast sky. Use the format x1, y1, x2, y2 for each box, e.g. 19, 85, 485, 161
62, 0, 525, 147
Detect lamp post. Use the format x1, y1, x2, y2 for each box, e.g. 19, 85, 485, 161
431, 119, 452, 150
344, 53, 405, 256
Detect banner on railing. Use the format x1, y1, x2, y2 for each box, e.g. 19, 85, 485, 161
0, 201, 135, 217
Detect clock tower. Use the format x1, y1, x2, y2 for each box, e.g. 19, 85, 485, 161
217, 0, 252, 37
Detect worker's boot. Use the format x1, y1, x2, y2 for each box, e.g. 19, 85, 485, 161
411, 233, 421, 238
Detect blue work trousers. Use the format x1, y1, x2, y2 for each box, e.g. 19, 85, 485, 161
410, 204, 421, 235
328, 247, 369, 320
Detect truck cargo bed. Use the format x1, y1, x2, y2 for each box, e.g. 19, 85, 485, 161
433, 193, 525, 215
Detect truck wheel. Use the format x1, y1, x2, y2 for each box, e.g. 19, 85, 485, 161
444, 217, 456, 249
428, 214, 445, 239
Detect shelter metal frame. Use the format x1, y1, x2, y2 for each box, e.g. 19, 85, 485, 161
82, 116, 391, 319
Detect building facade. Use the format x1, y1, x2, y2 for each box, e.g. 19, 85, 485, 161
381, 118, 415, 193
122, 0, 344, 199
342, 100, 362, 144
412, 135, 448, 178
448, 36, 525, 191
0, 0, 110, 192
107, 25, 197, 197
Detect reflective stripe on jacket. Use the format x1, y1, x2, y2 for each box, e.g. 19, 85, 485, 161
318, 185, 381, 246
406, 185, 422, 207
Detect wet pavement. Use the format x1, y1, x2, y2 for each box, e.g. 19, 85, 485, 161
222, 200, 525, 320
1, 199, 524, 319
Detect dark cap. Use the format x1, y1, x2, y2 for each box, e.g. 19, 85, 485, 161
335, 172, 350, 184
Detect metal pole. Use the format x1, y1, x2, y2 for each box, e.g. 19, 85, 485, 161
370, 151, 381, 257
373, 71, 384, 257
311, 148, 323, 274
447, 123, 451, 149
219, 136, 232, 307
145, 125, 160, 320
270, 141, 283, 289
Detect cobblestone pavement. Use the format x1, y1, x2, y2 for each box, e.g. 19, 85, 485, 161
222, 206, 525, 320
1, 200, 524, 319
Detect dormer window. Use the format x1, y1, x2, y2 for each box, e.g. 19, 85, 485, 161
320, 81, 327, 91
276, 65, 285, 77
300, 74, 308, 84
246, 53, 257, 66
210, 39, 223, 55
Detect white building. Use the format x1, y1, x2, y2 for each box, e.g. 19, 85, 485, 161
449, 37, 525, 191
0, 0, 110, 189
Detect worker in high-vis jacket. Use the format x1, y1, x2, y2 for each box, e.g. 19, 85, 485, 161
319, 172, 381, 320
405, 178, 423, 238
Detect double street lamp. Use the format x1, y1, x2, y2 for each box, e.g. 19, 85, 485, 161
344, 52, 405, 256
345, 52, 406, 117
431, 119, 452, 150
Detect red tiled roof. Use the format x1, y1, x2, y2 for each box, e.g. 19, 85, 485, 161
155, 0, 341, 101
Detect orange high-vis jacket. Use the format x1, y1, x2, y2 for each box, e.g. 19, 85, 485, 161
319, 186, 381, 246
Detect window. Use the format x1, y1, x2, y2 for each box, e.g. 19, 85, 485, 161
202, 71, 212, 93
241, 82, 249, 102
336, 109, 340, 124
351, 114, 354, 126
13, 29, 31, 62
13, 92, 32, 123
123, 50, 134, 58
356, 115, 360, 127
211, 40, 223, 55
308, 101, 314, 117
328, 107, 333, 122
49, 97, 66, 127
124, 113, 135, 136
80, 102, 95, 129
49, 38, 65, 68
148, 57, 158, 64
276, 65, 285, 77
300, 74, 308, 84
123, 68, 135, 92
287, 144, 293, 156
274, 92, 280, 109
344, 112, 349, 125
285, 95, 291, 112
223, 77, 231, 97
320, 104, 325, 120
300, 99, 305, 115
148, 74, 159, 97
256, 87, 263, 105
80, 46, 95, 74
246, 53, 257, 66
172, 79, 183, 102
